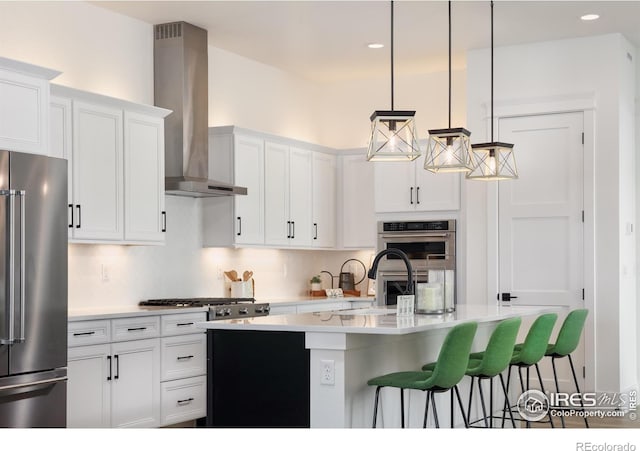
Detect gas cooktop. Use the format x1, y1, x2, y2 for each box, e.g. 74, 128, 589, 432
139, 297, 256, 307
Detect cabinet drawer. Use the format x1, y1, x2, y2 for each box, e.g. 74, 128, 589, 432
161, 312, 207, 336
269, 305, 297, 316
161, 334, 206, 382
68, 320, 111, 347
160, 376, 206, 426
111, 316, 160, 342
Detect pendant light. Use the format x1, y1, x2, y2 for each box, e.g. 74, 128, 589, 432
424, 1, 473, 173
466, 1, 518, 180
367, 1, 421, 162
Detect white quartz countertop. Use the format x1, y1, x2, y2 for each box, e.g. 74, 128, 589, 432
196, 304, 565, 335
67, 297, 374, 321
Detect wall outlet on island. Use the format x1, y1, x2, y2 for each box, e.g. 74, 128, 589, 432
320, 359, 335, 385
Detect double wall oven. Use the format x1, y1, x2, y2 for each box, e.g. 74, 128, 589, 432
376, 220, 456, 309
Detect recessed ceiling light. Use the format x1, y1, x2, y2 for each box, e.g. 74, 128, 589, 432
367, 43, 384, 49
580, 14, 600, 21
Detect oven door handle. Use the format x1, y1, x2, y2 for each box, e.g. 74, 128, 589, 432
381, 233, 450, 239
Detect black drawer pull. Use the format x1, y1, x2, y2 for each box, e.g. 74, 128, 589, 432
177, 355, 194, 361
68, 204, 74, 228
176, 322, 194, 327
114, 354, 119, 380
177, 397, 194, 405
127, 327, 147, 332
76, 205, 81, 228
107, 355, 112, 381
162, 211, 167, 233
73, 331, 96, 337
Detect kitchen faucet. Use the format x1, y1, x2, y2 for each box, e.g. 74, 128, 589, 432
367, 249, 414, 295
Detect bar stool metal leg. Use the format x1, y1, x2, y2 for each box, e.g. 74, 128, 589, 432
423, 391, 430, 428
431, 391, 440, 428
568, 354, 589, 428
535, 363, 554, 428
400, 388, 405, 428
499, 373, 516, 428
551, 357, 566, 427
372, 386, 381, 428
454, 386, 469, 428
477, 379, 490, 427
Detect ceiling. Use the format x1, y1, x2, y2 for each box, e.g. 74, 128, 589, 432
94, 1, 640, 83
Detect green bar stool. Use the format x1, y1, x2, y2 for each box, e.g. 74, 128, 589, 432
500, 312, 558, 428
544, 308, 589, 428
457, 317, 522, 428
367, 321, 478, 428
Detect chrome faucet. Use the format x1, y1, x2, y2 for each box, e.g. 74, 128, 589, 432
367, 249, 414, 295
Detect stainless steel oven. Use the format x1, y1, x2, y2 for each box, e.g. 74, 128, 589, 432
376, 220, 456, 307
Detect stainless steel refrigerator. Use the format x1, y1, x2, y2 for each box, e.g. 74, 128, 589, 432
0, 150, 67, 427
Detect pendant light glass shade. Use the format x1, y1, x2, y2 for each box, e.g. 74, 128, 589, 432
424, 127, 473, 172
366, 1, 421, 162
466, 142, 518, 180
367, 110, 421, 161
466, 1, 518, 181
425, 2, 473, 173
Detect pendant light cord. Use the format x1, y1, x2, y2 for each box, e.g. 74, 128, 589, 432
490, 0, 494, 142
390, 0, 394, 111
448, 1, 452, 129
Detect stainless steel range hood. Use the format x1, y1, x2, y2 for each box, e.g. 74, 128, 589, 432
154, 21, 247, 197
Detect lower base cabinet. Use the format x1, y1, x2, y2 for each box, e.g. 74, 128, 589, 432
68, 312, 206, 428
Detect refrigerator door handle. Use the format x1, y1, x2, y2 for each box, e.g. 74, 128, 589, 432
17, 190, 25, 342
0, 190, 16, 345
0, 375, 67, 393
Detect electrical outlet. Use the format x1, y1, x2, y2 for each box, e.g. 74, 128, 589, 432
100, 264, 109, 282
320, 359, 335, 385
216, 267, 224, 280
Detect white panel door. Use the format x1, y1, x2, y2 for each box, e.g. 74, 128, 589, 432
67, 344, 111, 428
264, 141, 290, 246
72, 101, 124, 240
234, 134, 264, 245
289, 147, 313, 247
111, 338, 161, 428
312, 152, 337, 248
124, 111, 165, 242
498, 112, 584, 307
373, 160, 416, 213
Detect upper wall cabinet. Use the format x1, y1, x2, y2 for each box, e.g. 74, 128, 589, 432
203, 128, 265, 247
50, 84, 170, 244
202, 126, 337, 250
374, 154, 460, 213
0, 57, 60, 155
339, 153, 376, 249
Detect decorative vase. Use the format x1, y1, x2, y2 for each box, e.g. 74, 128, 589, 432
311, 282, 321, 291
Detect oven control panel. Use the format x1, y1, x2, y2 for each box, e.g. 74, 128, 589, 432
381, 220, 454, 232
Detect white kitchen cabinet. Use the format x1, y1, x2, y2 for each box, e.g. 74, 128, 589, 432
264, 142, 313, 247
160, 375, 206, 426
340, 153, 376, 249
160, 334, 206, 382
0, 57, 60, 155
110, 338, 161, 428
374, 155, 460, 213
72, 100, 124, 240
124, 112, 165, 242
51, 84, 169, 244
312, 152, 337, 248
203, 128, 264, 246
67, 343, 111, 428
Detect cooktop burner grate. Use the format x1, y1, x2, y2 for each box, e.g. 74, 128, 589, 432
140, 297, 256, 307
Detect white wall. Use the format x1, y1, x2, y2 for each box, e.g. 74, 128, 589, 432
466, 33, 637, 394
0, 1, 153, 104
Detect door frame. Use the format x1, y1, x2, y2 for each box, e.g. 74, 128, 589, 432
485, 93, 596, 392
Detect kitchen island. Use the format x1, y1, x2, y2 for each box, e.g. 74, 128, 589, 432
197, 304, 563, 428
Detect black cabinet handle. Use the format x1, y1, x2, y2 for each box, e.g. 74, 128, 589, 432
114, 355, 119, 380
237, 216, 242, 236
127, 327, 147, 332
291, 221, 295, 239
68, 204, 74, 228
416, 186, 420, 204
500, 293, 519, 302
162, 211, 167, 232
314, 223, 318, 240
287, 221, 291, 238
76, 205, 81, 229
73, 331, 96, 337
177, 355, 194, 361
176, 322, 194, 327
177, 397, 194, 405
107, 355, 112, 381
410, 187, 414, 205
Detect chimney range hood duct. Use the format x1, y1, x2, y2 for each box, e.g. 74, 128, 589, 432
154, 21, 247, 197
